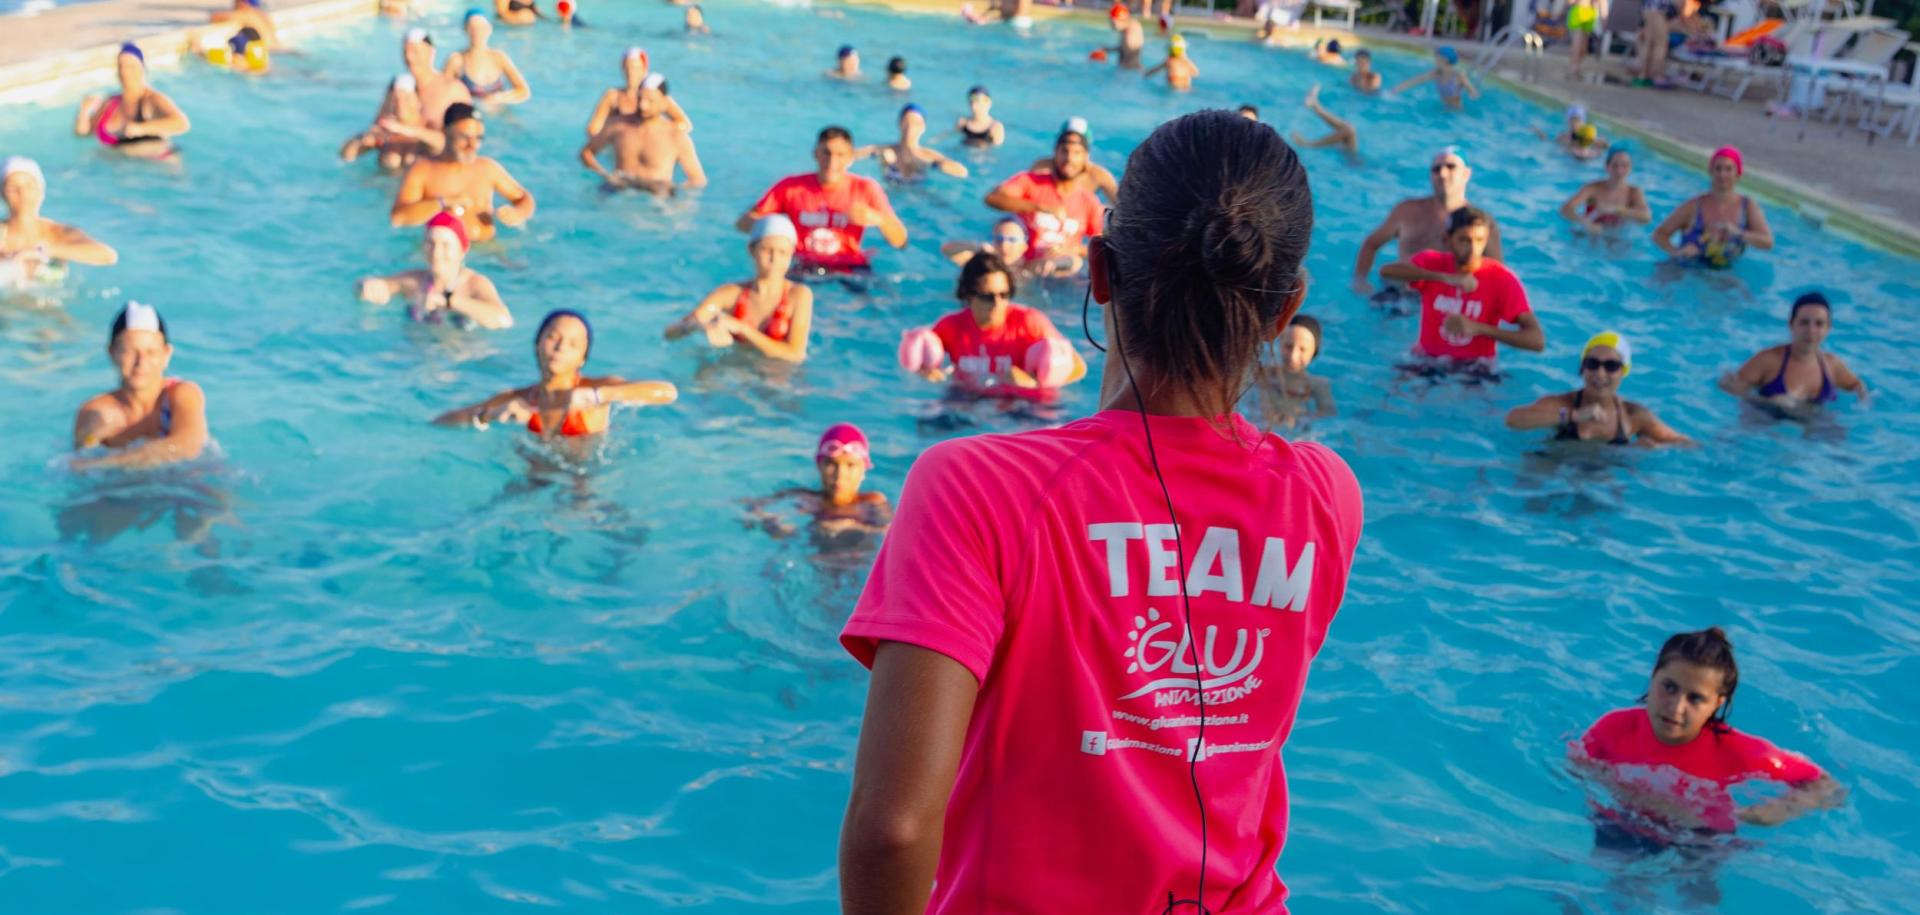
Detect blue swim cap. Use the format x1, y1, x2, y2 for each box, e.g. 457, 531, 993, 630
968, 84, 989, 98
464, 7, 485, 20
1606, 143, 1633, 162
244, 0, 262, 7
119, 42, 145, 65
537, 309, 593, 359
837, 44, 856, 59
1438, 46, 1459, 64
900, 102, 924, 120
1326, 39, 1342, 54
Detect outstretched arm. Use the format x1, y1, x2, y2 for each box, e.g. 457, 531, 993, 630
47, 224, 118, 266
1505, 393, 1574, 430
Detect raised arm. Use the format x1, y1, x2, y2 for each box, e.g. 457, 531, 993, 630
1505, 392, 1574, 430
840, 643, 979, 915
585, 378, 679, 406
585, 88, 616, 137
432, 386, 525, 427
74, 95, 103, 136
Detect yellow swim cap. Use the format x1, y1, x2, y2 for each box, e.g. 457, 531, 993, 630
1171, 33, 1187, 56
1574, 123, 1598, 146
1582, 331, 1631, 376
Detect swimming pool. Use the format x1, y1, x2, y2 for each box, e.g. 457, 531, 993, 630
2, 0, 1918, 910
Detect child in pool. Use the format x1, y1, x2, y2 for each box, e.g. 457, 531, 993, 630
1255, 314, 1334, 428
1571, 627, 1845, 838
743, 424, 892, 543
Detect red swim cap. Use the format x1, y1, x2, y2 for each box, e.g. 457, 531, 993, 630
1109, 1, 1129, 20
426, 210, 469, 251
1710, 145, 1743, 176
558, 0, 574, 14
1090, 48, 1109, 61
817, 423, 872, 468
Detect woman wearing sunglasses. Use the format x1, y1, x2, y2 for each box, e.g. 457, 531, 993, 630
908, 253, 1085, 399
1505, 331, 1691, 447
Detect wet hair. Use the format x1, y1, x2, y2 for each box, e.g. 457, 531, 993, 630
887, 56, 906, 74
967, 84, 989, 98
1288, 314, 1322, 355
1237, 104, 1259, 118
817, 125, 853, 146
955, 252, 1017, 301
443, 103, 480, 128
1648, 627, 1740, 735
1790, 291, 1831, 322
536, 308, 593, 359
1103, 110, 1312, 418
1446, 205, 1491, 235
1355, 48, 1372, 59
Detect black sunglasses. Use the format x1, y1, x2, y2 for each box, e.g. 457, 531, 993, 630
1582, 357, 1624, 373
970, 290, 1012, 302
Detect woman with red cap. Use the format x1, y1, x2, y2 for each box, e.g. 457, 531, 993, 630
745, 423, 892, 542
357, 211, 511, 329
1653, 146, 1773, 269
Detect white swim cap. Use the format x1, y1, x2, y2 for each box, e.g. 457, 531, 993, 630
1433, 144, 1464, 166
1059, 116, 1090, 140
393, 73, 417, 92
404, 27, 432, 45
750, 214, 798, 244
1567, 103, 1588, 122
121, 300, 161, 333
622, 46, 646, 62
640, 72, 666, 92
2, 156, 44, 187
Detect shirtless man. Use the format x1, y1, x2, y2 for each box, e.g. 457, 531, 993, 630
584, 48, 692, 136
1144, 33, 1198, 90
1352, 146, 1502, 304
1350, 48, 1383, 92
579, 76, 707, 194
391, 104, 536, 243
340, 29, 472, 169
2, 157, 117, 285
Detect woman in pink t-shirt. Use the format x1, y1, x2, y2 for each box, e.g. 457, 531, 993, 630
1571, 627, 1844, 841
839, 111, 1364, 914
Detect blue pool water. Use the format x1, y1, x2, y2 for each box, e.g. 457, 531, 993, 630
3, 1, 1918, 911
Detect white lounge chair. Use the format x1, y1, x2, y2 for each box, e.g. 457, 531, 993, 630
1310, 0, 1359, 29
1860, 43, 1920, 144
1812, 28, 1909, 123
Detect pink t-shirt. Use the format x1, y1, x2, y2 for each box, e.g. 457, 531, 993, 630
842, 410, 1365, 914
749, 172, 896, 271
993, 169, 1105, 259
1408, 249, 1531, 362
930, 303, 1062, 398
1577, 707, 1826, 831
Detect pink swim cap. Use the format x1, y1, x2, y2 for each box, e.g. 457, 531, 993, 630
426, 211, 469, 251
898, 327, 945, 374
1711, 145, 1743, 176
1023, 336, 1076, 388
817, 423, 872, 468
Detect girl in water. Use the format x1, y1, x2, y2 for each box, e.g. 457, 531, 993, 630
1390, 46, 1479, 110
73, 44, 191, 159
445, 10, 531, 105
1718, 292, 1867, 413
2, 157, 117, 287
666, 215, 814, 363
434, 309, 676, 437
72, 302, 210, 470
1254, 313, 1335, 428
954, 86, 1005, 147
585, 48, 692, 136
1560, 147, 1651, 231
1505, 332, 1691, 447
357, 212, 511, 329
855, 104, 968, 182
840, 111, 1363, 914
1653, 146, 1773, 269
743, 423, 892, 542
1572, 627, 1845, 835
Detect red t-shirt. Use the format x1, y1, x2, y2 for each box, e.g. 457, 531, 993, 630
842, 410, 1364, 914
1577, 707, 1826, 831
931, 303, 1062, 397
994, 170, 1104, 259
749, 173, 895, 271
1408, 249, 1531, 362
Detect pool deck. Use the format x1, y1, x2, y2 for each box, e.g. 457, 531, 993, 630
4, 0, 1918, 255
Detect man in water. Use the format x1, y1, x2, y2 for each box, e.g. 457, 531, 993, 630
985, 125, 1103, 268
1110, 8, 1145, 70
340, 29, 472, 169
736, 126, 907, 273
1350, 48, 1382, 92
392, 104, 536, 243
1380, 206, 1542, 370
1352, 146, 1501, 305
1144, 33, 1198, 89
579, 75, 707, 194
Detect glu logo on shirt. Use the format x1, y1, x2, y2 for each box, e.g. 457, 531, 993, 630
1430, 291, 1486, 347
955, 346, 1013, 380
1088, 523, 1316, 709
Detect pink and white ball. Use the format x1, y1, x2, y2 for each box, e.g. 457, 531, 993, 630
1024, 337, 1076, 388
898, 327, 946, 374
